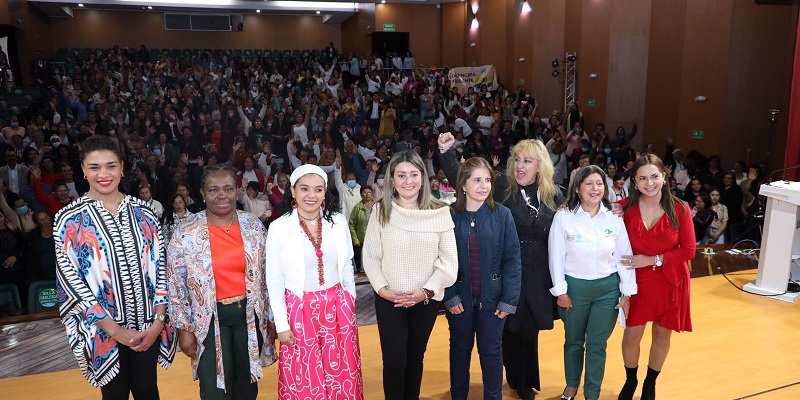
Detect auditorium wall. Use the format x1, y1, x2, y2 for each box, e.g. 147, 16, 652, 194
373, 3, 442, 69
443, 0, 797, 171
49, 10, 341, 53
7, 0, 53, 86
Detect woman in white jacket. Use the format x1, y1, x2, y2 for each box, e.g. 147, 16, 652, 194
265, 164, 363, 400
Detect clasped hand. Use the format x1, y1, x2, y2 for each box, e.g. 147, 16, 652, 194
378, 287, 423, 308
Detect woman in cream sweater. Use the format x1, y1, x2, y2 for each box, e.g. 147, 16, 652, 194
363, 150, 458, 400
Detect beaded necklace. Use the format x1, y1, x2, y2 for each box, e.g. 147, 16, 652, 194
299, 215, 325, 285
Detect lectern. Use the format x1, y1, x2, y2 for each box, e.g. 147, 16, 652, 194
743, 181, 800, 302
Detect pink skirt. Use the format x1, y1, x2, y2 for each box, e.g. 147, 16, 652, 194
278, 283, 364, 400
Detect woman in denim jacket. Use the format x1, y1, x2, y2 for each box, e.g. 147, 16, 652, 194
444, 157, 521, 400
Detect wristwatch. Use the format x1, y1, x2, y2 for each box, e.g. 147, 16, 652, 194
654, 254, 663, 267
153, 313, 169, 325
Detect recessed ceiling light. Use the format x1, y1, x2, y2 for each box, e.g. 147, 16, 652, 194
316, 11, 320, 14
381, 0, 386, 3
148, 6, 152, 9
78, 3, 84, 6
256, 10, 261, 13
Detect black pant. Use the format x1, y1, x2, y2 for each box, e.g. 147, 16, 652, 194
502, 329, 541, 392
353, 245, 364, 273
375, 295, 439, 400
198, 300, 262, 400
100, 341, 160, 400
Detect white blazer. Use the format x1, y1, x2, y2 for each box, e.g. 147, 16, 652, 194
265, 211, 356, 333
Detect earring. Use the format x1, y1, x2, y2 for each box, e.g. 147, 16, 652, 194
291, 199, 297, 209
83, 175, 87, 180
462, 189, 466, 194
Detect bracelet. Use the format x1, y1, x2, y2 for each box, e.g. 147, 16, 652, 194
421, 288, 430, 305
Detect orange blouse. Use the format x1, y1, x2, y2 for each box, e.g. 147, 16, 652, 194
208, 224, 247, 300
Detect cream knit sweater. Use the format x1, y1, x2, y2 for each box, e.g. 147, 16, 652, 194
362, 203, 458, 301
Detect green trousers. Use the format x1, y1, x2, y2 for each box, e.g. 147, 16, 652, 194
557, 274, 620, 400
198, 300, 262, 400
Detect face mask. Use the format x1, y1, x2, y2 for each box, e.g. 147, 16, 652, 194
376, 178, 384, 187
153, 149, 162, 157
10, 122, 19, 127
604, 148, 612, 155
581, 147, 590, 152
346, 180, 356, 189
16, 206, 29, 215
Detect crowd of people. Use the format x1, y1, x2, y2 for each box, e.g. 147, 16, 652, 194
0, 42, 769, 399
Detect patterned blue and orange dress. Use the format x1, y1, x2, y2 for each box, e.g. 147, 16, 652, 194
54, 195, 176, 387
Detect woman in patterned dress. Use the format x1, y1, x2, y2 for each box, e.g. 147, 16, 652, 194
265, 164, 363, 400
167, 165, 277, 399
54, 135, 175, 399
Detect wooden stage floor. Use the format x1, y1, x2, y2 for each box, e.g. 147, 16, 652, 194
1, 271, 799, 399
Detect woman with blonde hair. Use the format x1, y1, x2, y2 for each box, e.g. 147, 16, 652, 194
363, 150, 458, 400
438, 135, 563, 400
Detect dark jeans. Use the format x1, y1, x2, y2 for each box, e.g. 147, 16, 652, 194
447, 297, 507, 400
198, 300, 262, 400
100, 342, 160, 400
375, 295, 440, 400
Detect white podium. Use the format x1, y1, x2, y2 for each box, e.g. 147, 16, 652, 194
743, 181, 800, 302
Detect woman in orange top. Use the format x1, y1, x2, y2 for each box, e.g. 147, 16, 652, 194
167, 165, 277, 399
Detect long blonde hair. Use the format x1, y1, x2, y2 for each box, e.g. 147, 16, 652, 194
378, 150, 446, 225
503, 139, 557, 210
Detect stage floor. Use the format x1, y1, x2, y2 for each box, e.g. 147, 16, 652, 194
1, 271, 799, 399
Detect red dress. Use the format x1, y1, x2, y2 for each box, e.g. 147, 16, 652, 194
620, 199, 695, 332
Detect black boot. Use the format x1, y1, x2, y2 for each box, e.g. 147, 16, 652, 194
641, 366, 660, 400
617, 366, 638, 400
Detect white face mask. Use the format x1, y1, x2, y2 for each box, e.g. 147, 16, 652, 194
376, 178, 384, 187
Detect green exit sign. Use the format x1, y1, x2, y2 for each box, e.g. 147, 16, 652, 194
383, 24, 395, 32
692, 130, 705, 139
519, 79, 525, 84
587, 99, 596, 107
471, 60, 476, 67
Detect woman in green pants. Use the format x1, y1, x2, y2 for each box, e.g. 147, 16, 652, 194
548, 165, 637, 400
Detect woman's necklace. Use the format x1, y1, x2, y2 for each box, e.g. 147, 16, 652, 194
299, 215, 325, 286
641, 204, 661, 223
299, 211, 321, 226
223, 212, 236, 234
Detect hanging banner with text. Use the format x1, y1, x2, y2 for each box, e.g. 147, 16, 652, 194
448, 65, 498, 95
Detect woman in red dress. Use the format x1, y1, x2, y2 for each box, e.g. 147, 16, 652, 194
617, 154, 695, 400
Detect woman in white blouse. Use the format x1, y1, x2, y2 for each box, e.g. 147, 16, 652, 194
265, 164, 363, 399
548, 165, 637, 400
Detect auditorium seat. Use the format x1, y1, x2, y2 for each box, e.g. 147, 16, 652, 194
0, 283, 23, 317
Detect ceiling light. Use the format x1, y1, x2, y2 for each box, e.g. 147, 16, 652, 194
256, 10, 261, 13
78, 3, 84, 6
316, 11, 321, 14
148, 6, 153, 9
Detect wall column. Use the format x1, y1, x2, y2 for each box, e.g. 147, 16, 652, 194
785, 17, 800, 180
